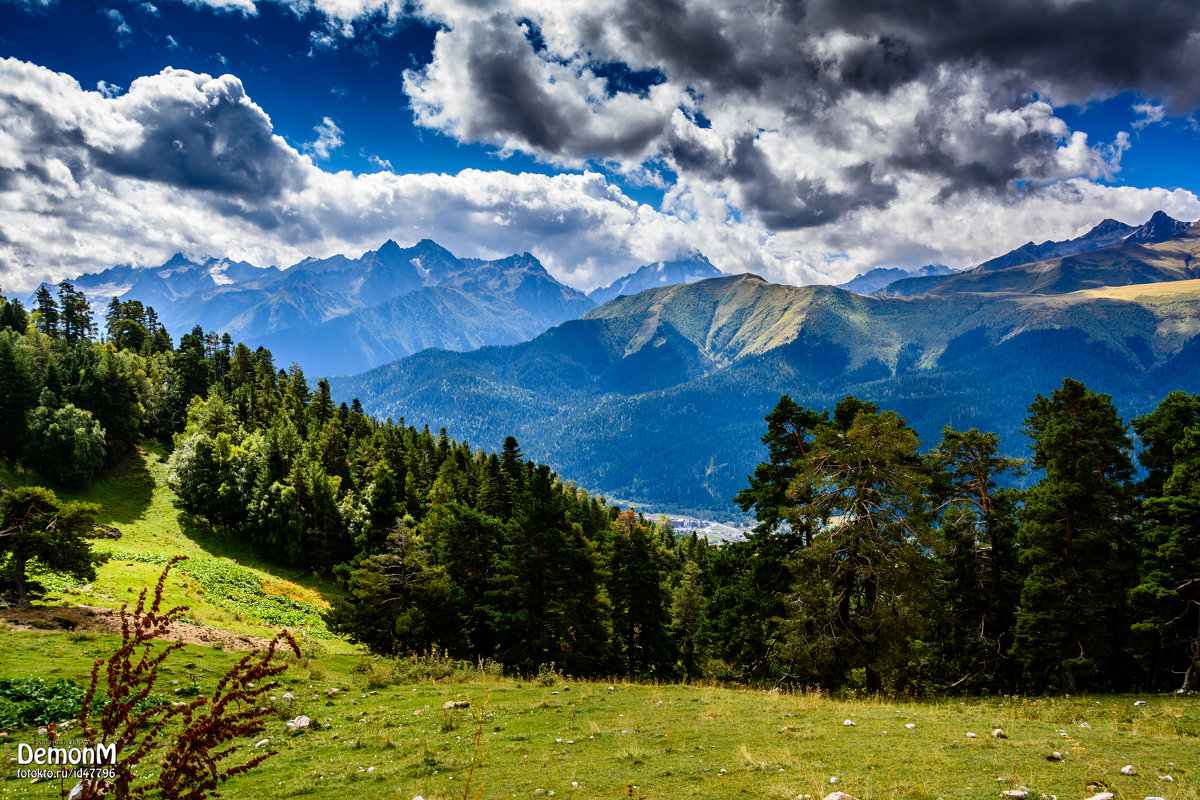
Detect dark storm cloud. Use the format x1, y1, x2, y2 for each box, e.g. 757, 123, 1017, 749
668, 132, 898, 230
445, 15, 670, 159
612, 0, 1200, 112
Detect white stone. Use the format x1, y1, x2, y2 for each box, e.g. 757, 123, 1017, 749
843, 719, 855, 726
829, 776, 838, 783
1134, 700, 1147, 706
992, 728, 1006, 738
1120, 765, 1136, 776
966, 732, 977, 738
905, 723, 916, 729
1002, 790, 1028, 798
285, 715, 311, 732
1079, 722, 1092, 729
1159, 776, 1174, 782
254, 739, 269, 748
821, 793, 858, 800
1084, 794, 1114, 800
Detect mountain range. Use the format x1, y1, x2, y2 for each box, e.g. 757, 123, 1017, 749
836, 264, 957, 294
331, 212, 1200, 514
882, 211, 1199, 296
53, 242, 725, 376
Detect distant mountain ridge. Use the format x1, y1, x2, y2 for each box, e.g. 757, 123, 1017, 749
882, 211, 1200, 296
836, 264, 956, 295
588, 252, 724, 305
53, 242, 738, 376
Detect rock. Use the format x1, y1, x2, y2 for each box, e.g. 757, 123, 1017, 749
1145, 796, 1167, 800
829, 776, 838, 783
1158, 776, 1174, 782
283, 692, 295, 700
1133, 700, 1147, 706
1120, 765, 1136, 776
285, 715, 310, 732
966, 732, 978, 738
1002, 790, 1029, 798
992, 728, 1007, 738
904, 723, 916, 729
366, 767, 375, 773
1079, 722, 1092, 729
91, 524, 123, 540
254, 739, 269, 748
1047, 752, 1062, 761
843, 719, 855, 726
325, 688, 339, 696
442, 700, 470, 710
413, 709, 424, 716
1084, 794, 1114, 800
821, 793, 858, 800
67, 782, 84, 800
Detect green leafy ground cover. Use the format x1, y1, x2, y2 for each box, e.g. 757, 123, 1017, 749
1, 450, 1197, 799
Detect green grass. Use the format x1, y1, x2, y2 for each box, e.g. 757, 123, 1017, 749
2, 450, 1198, 799
1, 445, 348, 648
0, 625, 1196, 800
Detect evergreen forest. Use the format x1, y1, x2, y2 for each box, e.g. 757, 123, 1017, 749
2, 286, 1198, 695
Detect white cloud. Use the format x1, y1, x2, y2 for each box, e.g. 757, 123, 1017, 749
1133, 102, 1166, 130
0, 57, 1197, 301
304, 117, 344, 160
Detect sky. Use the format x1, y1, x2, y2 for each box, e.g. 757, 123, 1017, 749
2, 0, 1200, 294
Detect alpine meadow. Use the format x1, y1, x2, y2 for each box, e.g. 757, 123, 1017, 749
3, 2, 1200, 800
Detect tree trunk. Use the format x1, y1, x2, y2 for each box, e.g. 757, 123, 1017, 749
13, 554, 30, 608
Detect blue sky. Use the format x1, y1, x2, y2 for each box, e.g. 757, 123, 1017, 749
2, 0, 1199, 292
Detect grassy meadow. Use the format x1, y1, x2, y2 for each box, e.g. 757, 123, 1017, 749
1, 450, 1198, 800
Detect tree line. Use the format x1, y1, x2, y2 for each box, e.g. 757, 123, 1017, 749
2, 287, 1197, 692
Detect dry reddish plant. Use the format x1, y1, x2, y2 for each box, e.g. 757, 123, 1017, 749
71, 556, 300, 799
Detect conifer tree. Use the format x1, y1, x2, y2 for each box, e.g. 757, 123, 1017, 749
1014, 378, 1136, 691
1130, 391, 1200, 691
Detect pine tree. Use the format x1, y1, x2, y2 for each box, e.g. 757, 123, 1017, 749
0, 336, 36, 462
786, 404, 930, 691
1015, 378, 1136, 691
928, 426, 1024, 690
734, 395, 827, 543
1130, 391, 1200, 691
33, 285, 59, 337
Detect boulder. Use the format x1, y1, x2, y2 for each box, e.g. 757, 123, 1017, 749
442, 700, 470, 709
821, 793, 859, 800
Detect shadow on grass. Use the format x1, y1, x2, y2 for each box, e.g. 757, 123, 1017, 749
0, 447, 155, 524
175, 510, 344, 603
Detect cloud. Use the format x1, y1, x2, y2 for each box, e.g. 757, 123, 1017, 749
389, 0, 1200, 232
404, 14, 679, 164
0, 57, 1197, 302
1133, 102, 1166, 130
304, 117, 343, 160
105, 8, 133, 41
171, 0, 258, 15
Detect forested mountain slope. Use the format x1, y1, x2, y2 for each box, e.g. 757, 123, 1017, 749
333, 273, 1200, 512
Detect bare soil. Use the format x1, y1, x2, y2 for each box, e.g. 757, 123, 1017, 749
3, 604, 274, 651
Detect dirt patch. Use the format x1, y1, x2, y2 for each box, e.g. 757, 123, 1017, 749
3, 605, 275, 651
